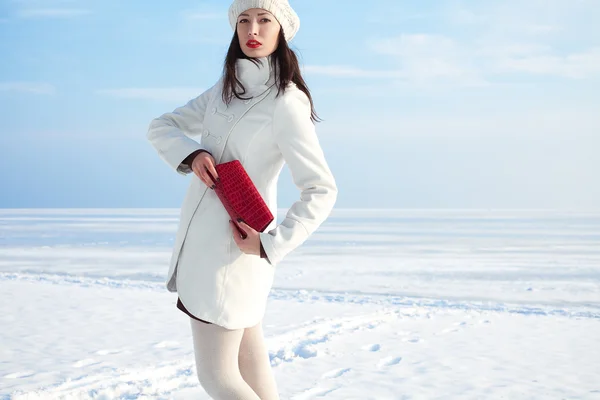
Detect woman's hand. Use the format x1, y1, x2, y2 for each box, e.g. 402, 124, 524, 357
191, 152, 219, 189
229, 219, 261, 256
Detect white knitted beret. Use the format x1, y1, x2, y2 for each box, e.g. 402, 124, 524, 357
228, 0, 300, 41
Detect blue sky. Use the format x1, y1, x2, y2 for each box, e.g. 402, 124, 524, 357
1, 0, 599, 209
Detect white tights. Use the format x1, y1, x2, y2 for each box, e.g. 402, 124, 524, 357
190, 318, 280, 400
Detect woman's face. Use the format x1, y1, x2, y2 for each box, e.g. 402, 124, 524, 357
236, 8, 281, 58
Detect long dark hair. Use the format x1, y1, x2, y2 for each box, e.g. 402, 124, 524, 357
221, 28, 321, 123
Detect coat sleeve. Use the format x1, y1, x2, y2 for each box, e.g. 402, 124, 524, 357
146, 83, 217, 176
259, 89, 338, 266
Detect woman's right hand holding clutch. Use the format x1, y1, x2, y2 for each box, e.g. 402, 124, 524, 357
189, 151, 220, 189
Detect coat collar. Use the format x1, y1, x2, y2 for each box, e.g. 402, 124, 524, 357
235, 56, 276, 97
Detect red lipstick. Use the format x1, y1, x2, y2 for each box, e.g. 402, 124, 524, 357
246, 40, 262, 49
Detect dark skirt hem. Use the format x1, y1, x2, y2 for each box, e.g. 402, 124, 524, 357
176, 297, 212, 325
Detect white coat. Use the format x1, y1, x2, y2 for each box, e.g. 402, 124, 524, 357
146, 57, 338, 329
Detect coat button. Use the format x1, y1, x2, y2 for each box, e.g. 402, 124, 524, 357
202, 129, 209, 137
211, 107, 216, 115
227, 114, 234, 122
215, 136, 222, 144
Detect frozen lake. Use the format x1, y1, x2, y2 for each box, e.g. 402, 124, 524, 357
1, 208, 599, 399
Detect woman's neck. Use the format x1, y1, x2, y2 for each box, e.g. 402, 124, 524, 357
235, 55, 275, 92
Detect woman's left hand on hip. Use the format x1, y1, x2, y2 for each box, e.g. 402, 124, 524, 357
230, 219, 261, 256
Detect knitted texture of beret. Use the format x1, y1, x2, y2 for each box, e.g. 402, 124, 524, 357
228, 0, 300, 41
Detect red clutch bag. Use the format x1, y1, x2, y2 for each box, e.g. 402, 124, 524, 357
208, 160, 274, 238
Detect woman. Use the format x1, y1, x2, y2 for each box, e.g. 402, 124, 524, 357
146, 0, 337, 398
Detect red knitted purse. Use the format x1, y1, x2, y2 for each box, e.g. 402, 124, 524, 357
208, 160, 274, 238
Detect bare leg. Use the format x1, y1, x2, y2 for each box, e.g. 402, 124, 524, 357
190, 318, 261, 400
239, 320, 280, 400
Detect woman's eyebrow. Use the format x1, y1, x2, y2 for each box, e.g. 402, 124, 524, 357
238, 12, 272, 17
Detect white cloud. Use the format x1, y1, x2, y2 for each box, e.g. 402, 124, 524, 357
447, 0, 599, 53
0, 82, 55, 94
307, 34, 487, 87
372, 33, 600, 81
476, 43, 553, 59
314, 1, 600, 85
525, 25, 563, 35
97, 88, 205, 102
494, 47, 600, 79
372, 34, 488, 85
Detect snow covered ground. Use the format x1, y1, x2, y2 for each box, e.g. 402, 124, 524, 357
1, 208, 599, 399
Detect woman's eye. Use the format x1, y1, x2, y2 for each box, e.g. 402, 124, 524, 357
238, 17, 270, 23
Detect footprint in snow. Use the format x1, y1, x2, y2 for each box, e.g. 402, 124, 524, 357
322, 368, 351, 379
291, 386, 340, 399
378, 356, 402, 368
362, 343, 381, 352
439, 321, 470, 334
439, 327, 460, 334
4, 371, 36, 379
73, 358, 101, 368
